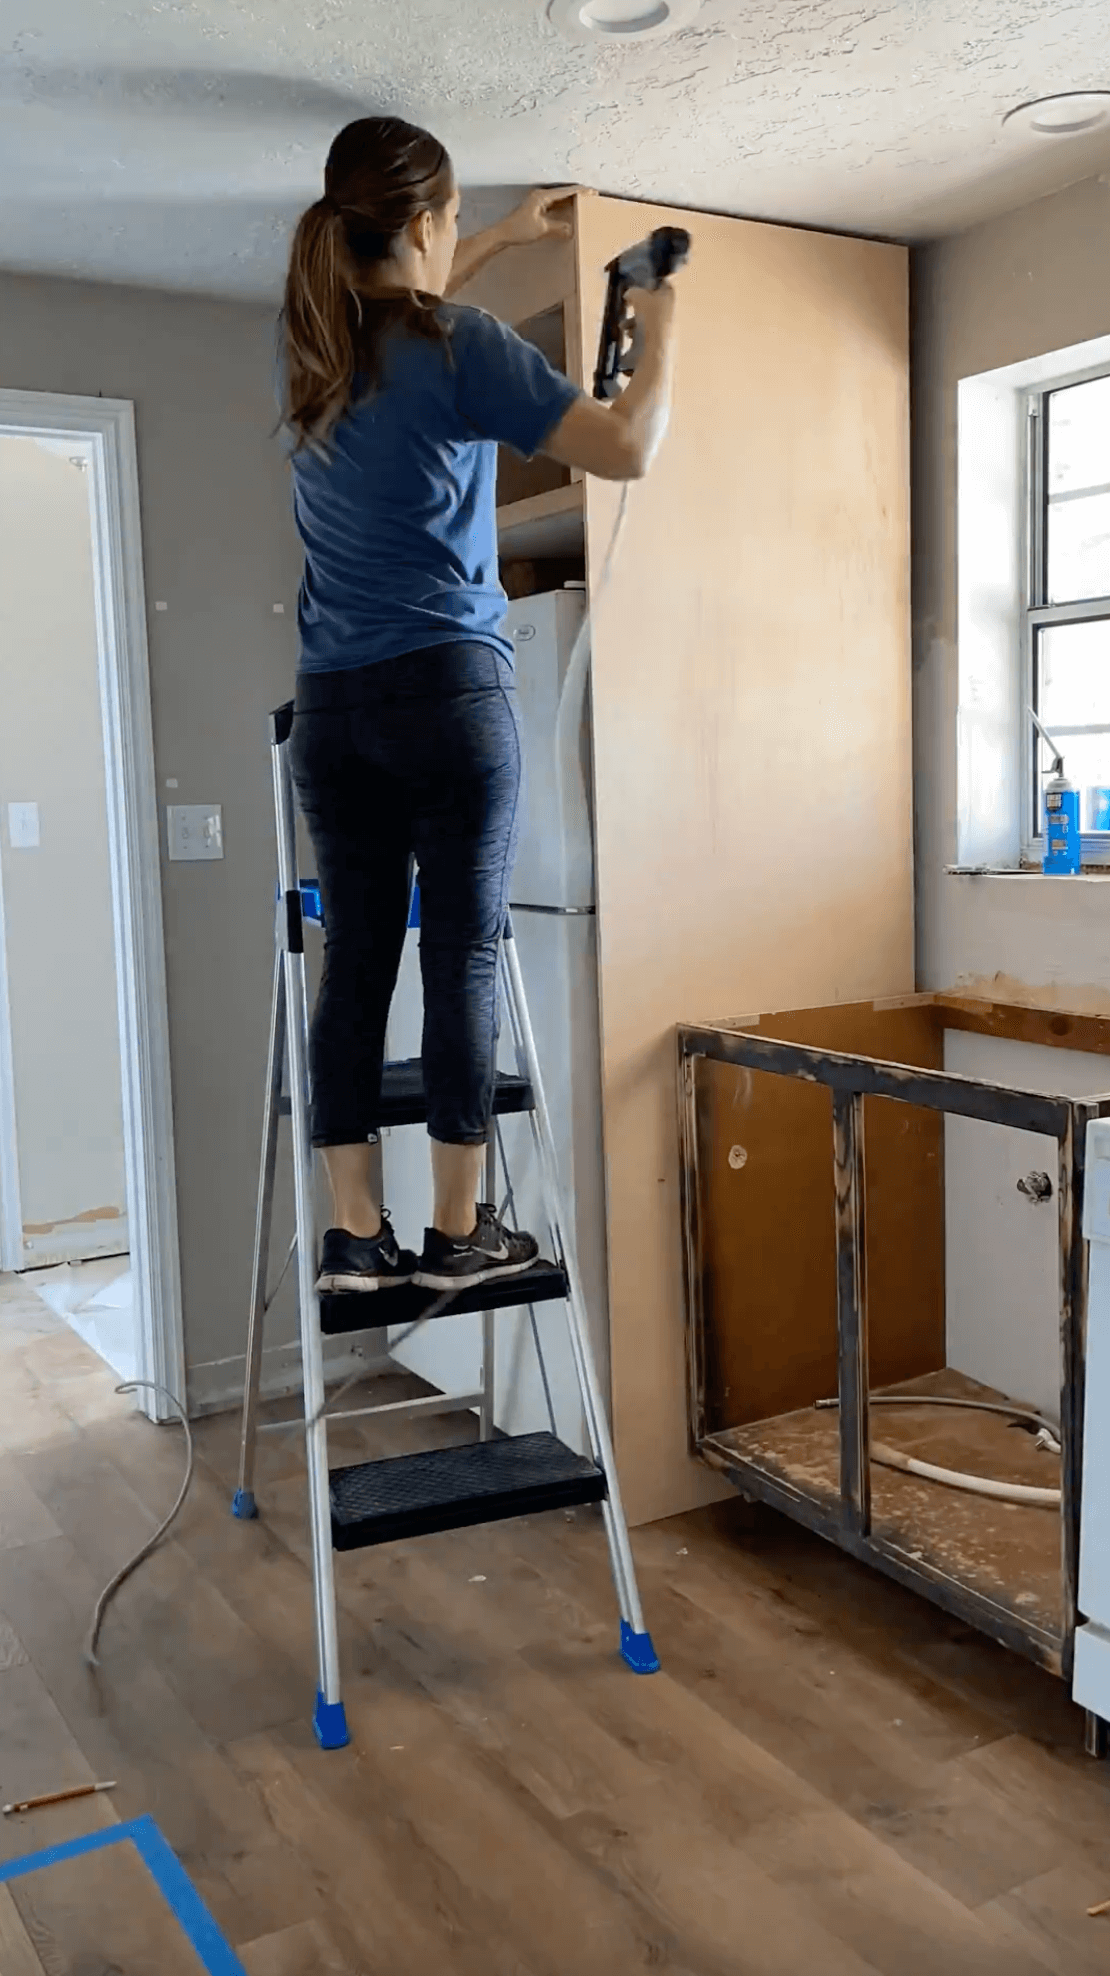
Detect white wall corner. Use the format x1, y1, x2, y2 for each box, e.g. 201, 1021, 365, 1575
955, 374, 1023, 868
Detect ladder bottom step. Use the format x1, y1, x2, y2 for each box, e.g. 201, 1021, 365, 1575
330, 1431, 607, 1550
320, 1259, 568, 1336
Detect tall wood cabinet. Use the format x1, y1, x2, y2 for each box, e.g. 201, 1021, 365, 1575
459, 193, 911, 1527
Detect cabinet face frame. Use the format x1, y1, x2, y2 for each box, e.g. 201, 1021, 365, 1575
678, 990, 1110, 1680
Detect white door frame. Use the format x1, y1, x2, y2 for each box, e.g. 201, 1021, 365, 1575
0, 843, 20, 1272
0, 392, 185, 1421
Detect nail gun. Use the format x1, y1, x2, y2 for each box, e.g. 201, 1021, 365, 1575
592, 224, 691, 401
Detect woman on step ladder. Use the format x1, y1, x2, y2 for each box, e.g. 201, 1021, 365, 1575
281, 116, 676, 1298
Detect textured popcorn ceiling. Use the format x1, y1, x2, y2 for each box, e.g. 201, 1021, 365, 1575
1, 0, 1109, 299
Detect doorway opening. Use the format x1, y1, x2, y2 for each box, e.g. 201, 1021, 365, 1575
0, 391, 184, 1419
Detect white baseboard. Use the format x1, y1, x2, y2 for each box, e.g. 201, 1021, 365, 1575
186, 1325, 396, 1416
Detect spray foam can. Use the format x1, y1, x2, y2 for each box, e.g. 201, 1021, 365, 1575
1044, 769, 1081, 875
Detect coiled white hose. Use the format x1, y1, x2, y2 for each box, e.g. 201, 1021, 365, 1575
818, 1393, 1062, 1508
871, 1441, 1060, 1508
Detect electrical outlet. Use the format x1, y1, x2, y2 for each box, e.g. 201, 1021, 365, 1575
167, 804, 223, 862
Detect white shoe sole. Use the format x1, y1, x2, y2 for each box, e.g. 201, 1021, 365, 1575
315, 1271, 414, 1295
412, 1256, 536, 1293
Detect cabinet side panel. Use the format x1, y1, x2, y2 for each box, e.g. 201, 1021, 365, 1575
574, 195, 913, 1524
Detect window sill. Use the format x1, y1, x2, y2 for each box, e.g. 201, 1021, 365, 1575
947, 865, 1110, 881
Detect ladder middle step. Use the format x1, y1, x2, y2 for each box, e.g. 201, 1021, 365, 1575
379, 1058, 533, 1128
319, 1259, 569, 1336
329, 1430, 607, 1550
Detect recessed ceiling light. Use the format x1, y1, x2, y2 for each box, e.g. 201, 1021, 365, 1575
546, 0, 703, 44
1002, 91, 1110, 137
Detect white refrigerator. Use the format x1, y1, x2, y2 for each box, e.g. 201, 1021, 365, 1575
382, 588, 609, 1454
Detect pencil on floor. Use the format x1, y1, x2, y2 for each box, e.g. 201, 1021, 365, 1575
3, 1781, 117, 1816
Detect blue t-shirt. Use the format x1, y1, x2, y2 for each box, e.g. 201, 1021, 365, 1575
290, 303, 581, 674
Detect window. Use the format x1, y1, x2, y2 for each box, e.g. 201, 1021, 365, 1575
1026, 368, 1110, 857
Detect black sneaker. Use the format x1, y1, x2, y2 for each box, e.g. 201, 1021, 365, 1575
413, 1204, 539, 1292
315, 1212, 417, 1294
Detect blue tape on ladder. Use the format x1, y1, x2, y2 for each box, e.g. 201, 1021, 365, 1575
619, 1620, 661, 1674
408, 882, 420, 929
230, 1489, 258, 1520
272, 880, 324, 926
0, 1817, 248, 1974
313, 1691, 351, 1749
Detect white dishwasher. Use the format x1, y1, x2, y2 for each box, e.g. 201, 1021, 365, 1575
1073, 1116, 1110, 1732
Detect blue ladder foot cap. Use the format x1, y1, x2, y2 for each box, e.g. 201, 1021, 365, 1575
313, 1692, 350, 1750
620, 1620, 660, 1674
231, 1489, 258, 1520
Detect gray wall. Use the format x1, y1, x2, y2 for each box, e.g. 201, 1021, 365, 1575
913, 171, 1110, 1010
0, 271, 303, 1396
912, 172, 1110, 1411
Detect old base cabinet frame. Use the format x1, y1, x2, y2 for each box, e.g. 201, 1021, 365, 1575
677, 993, 1110, 1702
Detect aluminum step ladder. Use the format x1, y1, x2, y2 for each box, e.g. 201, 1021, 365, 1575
231, 702, 658, 1749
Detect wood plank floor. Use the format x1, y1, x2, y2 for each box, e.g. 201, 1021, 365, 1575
1, 1272, 1109, 1974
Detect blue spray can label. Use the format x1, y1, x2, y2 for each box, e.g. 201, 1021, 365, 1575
1044, 772, 1081, 875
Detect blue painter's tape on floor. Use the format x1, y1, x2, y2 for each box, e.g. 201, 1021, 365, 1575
0, 1822, 125, 1884
0, 1816, 248, 1974
619, 1619, 661, 1674
131, 1819, 247, 1973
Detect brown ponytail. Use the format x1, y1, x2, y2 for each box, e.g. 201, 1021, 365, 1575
282, 117, 455, 450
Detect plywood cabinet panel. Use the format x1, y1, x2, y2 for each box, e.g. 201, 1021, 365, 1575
457, 233, 584, 574
495, 306, 574, 507
452, 195, 911, 1525
695, 1002, 945, 1437
455, 232, 577, 339
571, 196, 912, 1524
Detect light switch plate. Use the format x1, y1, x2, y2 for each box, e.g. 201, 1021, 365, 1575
167, 804, 223, 862
7, 801, 40, 849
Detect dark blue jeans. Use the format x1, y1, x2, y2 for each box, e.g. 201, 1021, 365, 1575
291, 641, 522, 1147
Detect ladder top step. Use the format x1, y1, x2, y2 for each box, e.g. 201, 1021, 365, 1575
319, 1259, 568, 1336
281, 1059, 531, 1127
378, 1057, 533, 1128
330, 1430, 606, 1551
